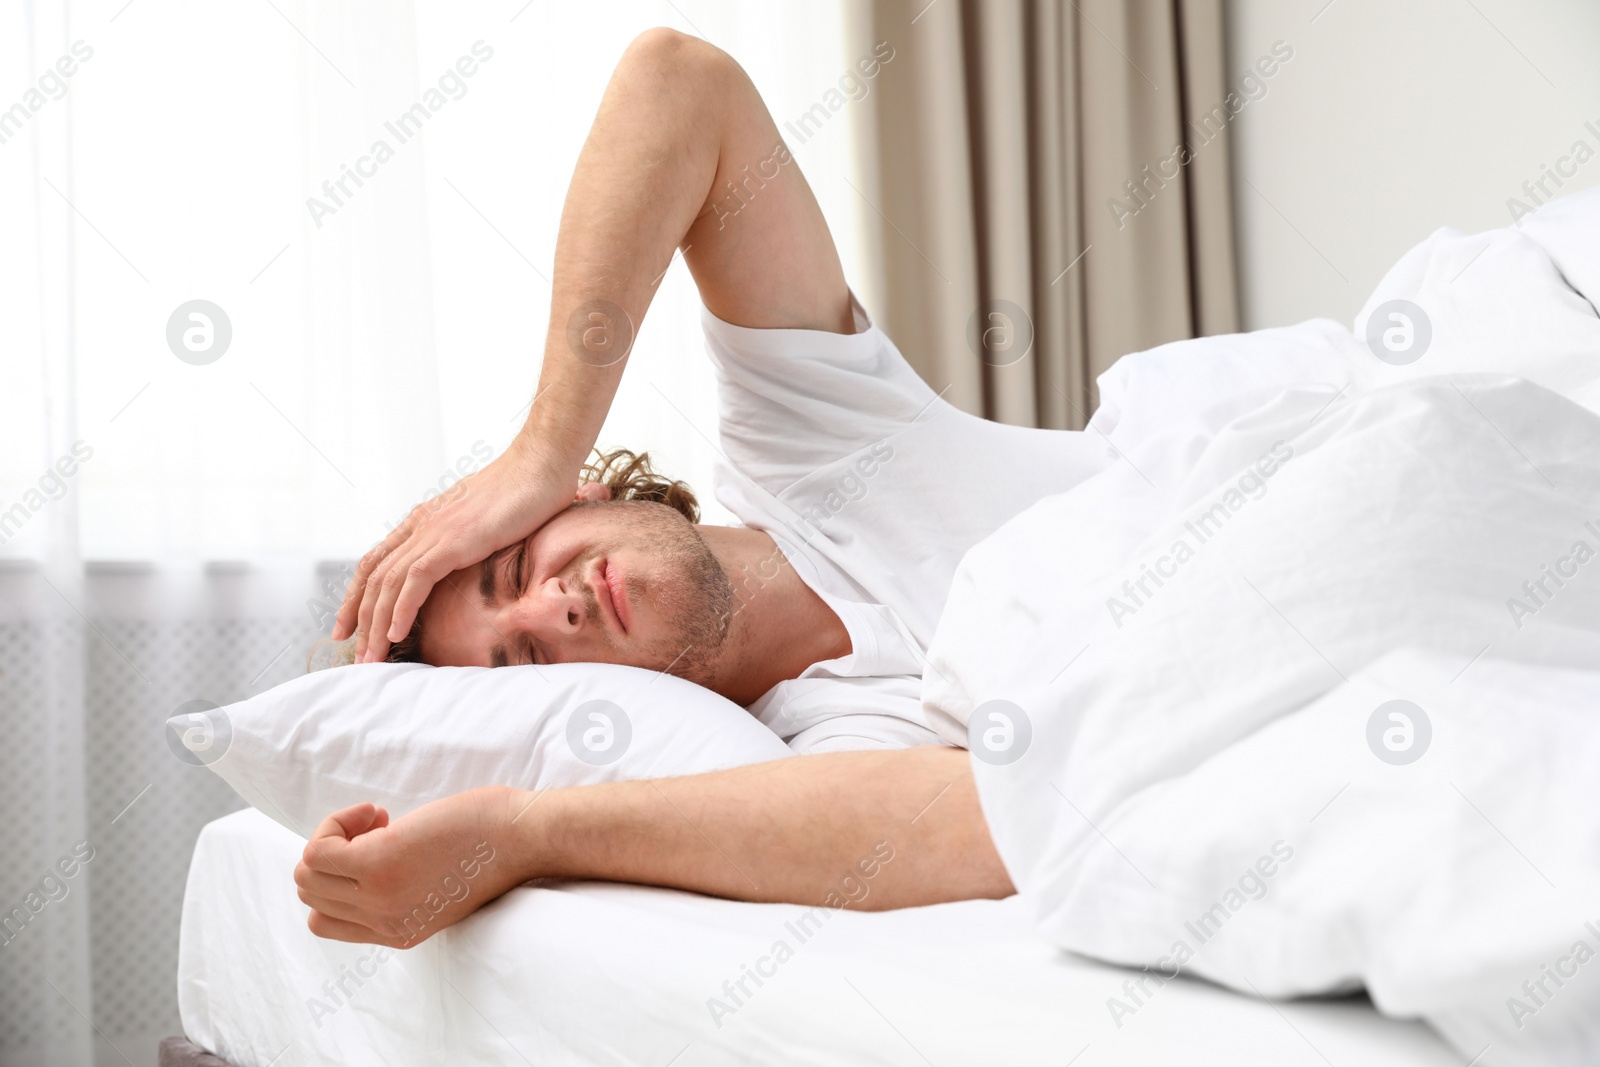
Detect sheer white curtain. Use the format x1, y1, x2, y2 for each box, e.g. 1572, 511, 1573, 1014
0, 1, 869, 1063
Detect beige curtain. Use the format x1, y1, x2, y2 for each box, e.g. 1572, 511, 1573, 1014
849, 0, 1239, 428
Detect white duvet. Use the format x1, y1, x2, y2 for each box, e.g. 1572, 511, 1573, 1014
923, 187, 1600, 1066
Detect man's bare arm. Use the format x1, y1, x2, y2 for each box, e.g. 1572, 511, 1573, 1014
525, 25, 855, 477
339, 28, 854, 661
295, 747, 1015, 948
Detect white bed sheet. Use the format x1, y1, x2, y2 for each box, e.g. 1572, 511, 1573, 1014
179, 809, 1458, 1066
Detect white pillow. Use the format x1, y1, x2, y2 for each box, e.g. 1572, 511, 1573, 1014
167, 662, 793, 838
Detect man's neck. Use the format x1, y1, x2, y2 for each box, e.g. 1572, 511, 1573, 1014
696, 525, 852, 706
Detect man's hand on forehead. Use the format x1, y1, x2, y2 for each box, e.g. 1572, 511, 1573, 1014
339, 474, 601, 664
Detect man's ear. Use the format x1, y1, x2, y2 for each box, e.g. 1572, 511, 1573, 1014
575, 481, 612, 502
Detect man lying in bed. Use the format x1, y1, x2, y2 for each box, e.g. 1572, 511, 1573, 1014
298, 28, 1097, 945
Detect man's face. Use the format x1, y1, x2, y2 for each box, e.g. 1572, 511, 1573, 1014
416, 499, 734, 682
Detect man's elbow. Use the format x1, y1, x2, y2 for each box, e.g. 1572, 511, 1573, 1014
618, 27, 736, 88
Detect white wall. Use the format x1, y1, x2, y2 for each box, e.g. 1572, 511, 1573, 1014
1226, 0, 1600, 331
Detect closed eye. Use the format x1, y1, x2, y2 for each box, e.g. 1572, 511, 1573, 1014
486, 539, 541, 666
497, 543, 519, 601
510, 541, 541, 665
514, 538, 530, 598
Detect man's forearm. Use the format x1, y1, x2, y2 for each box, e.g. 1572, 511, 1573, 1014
516, 746, 1015, 910
295, 748, 1008, 947
515, 28, 853, 472
520, 30, 724, 470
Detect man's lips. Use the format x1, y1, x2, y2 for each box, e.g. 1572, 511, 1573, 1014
597, 558, 630, 635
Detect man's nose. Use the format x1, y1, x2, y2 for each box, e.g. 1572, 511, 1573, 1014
499, 575, 589, 637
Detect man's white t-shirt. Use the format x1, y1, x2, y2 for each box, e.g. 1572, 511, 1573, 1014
702, 296, 1112, 752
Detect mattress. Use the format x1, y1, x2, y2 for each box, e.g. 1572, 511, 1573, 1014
178, 809, 1459, 1065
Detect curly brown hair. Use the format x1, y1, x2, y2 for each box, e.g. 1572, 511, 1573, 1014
579, 446, 701, 522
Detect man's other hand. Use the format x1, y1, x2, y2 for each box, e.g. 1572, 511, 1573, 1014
295, 787, 532, 948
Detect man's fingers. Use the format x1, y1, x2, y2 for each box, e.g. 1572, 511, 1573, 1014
384, 548, 453, 646
334, 524, 412, 641
302, 810, 390, 879
293, 861, 360, 902
365, 547, 431, 661
352, 556, 388, 659
302, 837, 357, 881
309, 802, 388, 846
306, 909, 400, 947
333, 544, 387, 641
355, 546, 416, 662
296, 886, 371, 923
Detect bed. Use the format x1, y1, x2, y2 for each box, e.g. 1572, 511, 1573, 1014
168, 808, 1459, 1066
